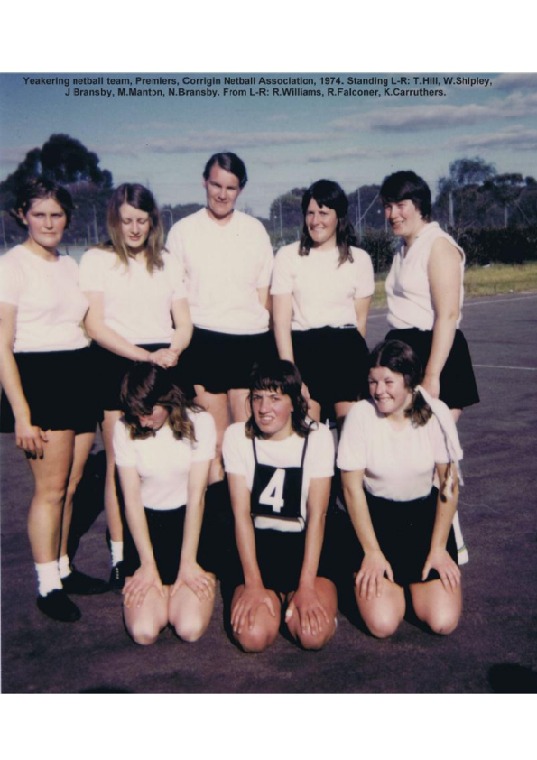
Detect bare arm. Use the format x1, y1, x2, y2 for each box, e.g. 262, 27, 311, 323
341, 469, 394, 598
169, 298, 193, 357
421, 462, 461, 590
228, 472, 277, 633
425, 239, 462, 398
0, 302, 48, 456
272, 293, 294, 362
354, 295, 372, 338
171, 458, 215, 601
117, 465, 164, 606
84, 291, 155, 362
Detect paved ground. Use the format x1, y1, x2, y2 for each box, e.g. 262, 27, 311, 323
1, 293, 536, 698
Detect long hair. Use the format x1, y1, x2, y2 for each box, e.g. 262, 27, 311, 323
102, 183, 164, 273
299, 179, 358, 266
379, 170, 432, 221
120, 363, 200, 441
11, 177, 74, 228
245, 359, 313, 439
369, 339, 432, 427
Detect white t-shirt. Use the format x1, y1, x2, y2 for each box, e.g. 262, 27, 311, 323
113, 409, 216, 510
386, 222, 465, 330
337, 399, 462, 501
79, 248, 187, 344
222, 421, 335, 532
271, 242, 375, 330
166, 209, 273, 334
0, 245, 89, 352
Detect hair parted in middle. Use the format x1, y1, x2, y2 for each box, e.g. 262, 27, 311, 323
299, 179, 359, 266
103, 183, 165, 273
369, 339, 432, 427
120, 363, 201, 442
245, 358, 314, 439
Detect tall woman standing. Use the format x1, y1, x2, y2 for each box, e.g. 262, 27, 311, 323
271, 180, 374, 427
0, 178, 106, 622
80, 183, 192, 589
380, 170, 479, 421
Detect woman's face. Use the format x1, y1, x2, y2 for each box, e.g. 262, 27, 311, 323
22, 198, 67, 250
137, 404, 169, 432
368, 365, 412, 418
383, 198, 425, 241
305, 199, 338, 248
251, 388, 293, 440
119, 203, 151, 251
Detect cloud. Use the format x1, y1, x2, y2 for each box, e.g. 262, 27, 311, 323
449, 126, 537, 152
493, 73, 537, 90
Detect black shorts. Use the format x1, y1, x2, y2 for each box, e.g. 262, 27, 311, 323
343, 488, 458, 587
182, 327, 277, 394
123, 503, 220, 586
292, 327, 369, 419
0, 347, 98, 434
385, 327, 479, 409
90, 342, 194, 413
230, 526, 338, 595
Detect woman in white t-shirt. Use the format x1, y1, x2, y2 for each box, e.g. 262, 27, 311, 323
80, 184, 193, 589
272, 179, 375, 427
114, 363, 217, 645
222, 359, 338, 653
0, 178, 106, 624
337, 339, 463, 638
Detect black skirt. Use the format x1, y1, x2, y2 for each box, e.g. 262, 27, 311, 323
385, 327, 479, 409
0, 347, 98, 434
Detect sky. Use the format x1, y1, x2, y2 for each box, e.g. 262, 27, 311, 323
2, 71, 537, 219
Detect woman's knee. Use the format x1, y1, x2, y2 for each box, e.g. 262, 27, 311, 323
127, 620, 161, 646
235, 626, 277, 653
421, 607, 460, 636
172, 615, 208, 643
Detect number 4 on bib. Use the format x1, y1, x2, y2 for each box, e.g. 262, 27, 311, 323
259, 468, 286, 513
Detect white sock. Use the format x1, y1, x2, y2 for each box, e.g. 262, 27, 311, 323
110, 541, 123, 567
35, 560, 62, 597
58, 554, 71, 580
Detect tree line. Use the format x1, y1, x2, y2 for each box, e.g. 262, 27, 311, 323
1, 136, 536, 269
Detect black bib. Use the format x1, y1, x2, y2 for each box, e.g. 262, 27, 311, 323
251, 435, 309, 526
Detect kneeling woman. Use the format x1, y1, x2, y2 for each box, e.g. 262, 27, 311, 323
222, 360, 338, 653
338, 340, 463, 638
113, 364, 217, 645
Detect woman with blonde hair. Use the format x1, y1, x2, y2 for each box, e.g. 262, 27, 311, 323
80, 183, 192, 589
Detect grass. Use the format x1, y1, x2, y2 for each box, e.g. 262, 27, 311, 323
371, 261, 537, 309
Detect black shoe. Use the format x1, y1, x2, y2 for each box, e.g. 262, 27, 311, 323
108, 562, 126, 591
37, 589, 81, 622
62, 566, 109, 595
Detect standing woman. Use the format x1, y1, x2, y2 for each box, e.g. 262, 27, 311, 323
222, 359, 338, 653
166, 152, 276, 484
380, 170, 479, 422
80, 183, 192, 589
271, 179, 375, 427
114, 363, 217, 645
0, 178, 106, 623
338, 340, 463, 638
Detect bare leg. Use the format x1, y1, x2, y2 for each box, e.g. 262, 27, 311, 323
355, 577, 406, 638
59, 430, 95, 558
27, 430, 75, 563
124, 585, 170, 645
231, 584, 281, 653
285, 577, 338, 650
228, 388, 249, 423
168, 574, 216, 643
410, 579, 462, 635
194, 386, 229, 484
101, 409, 124, 542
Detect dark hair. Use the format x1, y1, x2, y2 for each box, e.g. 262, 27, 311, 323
245, 359, 313, 439
120, 363, 200, 441
103, 183, 164, 273
369, 339, 432, 426
203, 152, 248, 189
11, 177, 74, 229
299, 179, 358, 266
379, 170, 432, 221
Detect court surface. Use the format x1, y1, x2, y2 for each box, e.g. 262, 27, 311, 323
1, 292, 536, 694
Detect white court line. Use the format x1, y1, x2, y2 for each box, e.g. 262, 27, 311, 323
474, 364, 537, 371
369, 293, 537, 318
